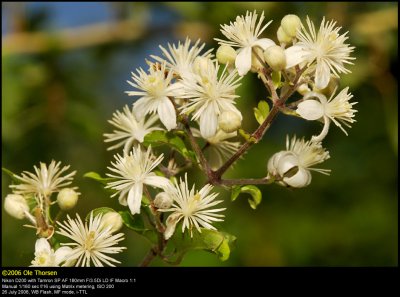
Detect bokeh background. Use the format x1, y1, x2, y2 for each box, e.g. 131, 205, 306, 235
2, 2, 398, 266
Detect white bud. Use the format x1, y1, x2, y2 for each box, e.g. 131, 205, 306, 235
218, 111, 242, 133
4, 194, 29, 220
216, 45, 237, 65
281, 14, 302, 38
192, 56, 211, 75
101, 212, 123, 233
297, 83, 311, 95
277, 26, 292, 44
251, 46, 265, 73
263, 45, 287, 71
154, 192, 173, 209
57, 188, 79, 211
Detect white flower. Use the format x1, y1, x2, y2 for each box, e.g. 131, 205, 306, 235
215, 10, 275, 75
126, 63, 180, 131
31, 238, 72, 267
10, 161, 76, 206
296, 87, 357, 142
104, 105, 162, 154
105, 146, 171, 215
268, 135, 330, 188
179, 59, 242, 138
295, 16, 355, 89
56, 213, 126, 267
151, 38, 213, 80
158, 174, 225, 240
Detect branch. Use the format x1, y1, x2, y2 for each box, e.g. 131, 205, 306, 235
219, 178, 273, 186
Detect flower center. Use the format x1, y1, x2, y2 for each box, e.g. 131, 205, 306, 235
184, 193, 201, 216
146, 74, 165, 98
84, 231, 96, 251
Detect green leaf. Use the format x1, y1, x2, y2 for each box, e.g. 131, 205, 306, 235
2, 167, 20, 183
143, 131, 197, 162
231, 185, 262, 210
83, 171, 113, 186
171, 228, 236, 262
271, 71, 282, 89
253, 100, 270, 125
85, 207, 115, 221
119, 210, 157, 244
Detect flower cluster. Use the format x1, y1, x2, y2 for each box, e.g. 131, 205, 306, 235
3, 10, 357, 267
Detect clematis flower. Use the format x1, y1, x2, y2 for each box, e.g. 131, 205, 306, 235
31, 238, 72, 267
296, 87, 357, 142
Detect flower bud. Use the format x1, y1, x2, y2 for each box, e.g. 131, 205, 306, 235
218, 111, 242, 133
216, 45, 237, 65
193, 56, 211, 75
263, 45, 287, 71
4, 194, 29, 220
101, 212, 123, 233
281, 14, 302, 38
154, 192, 173, 209
164, 213, 181, 240
57, 188, 79, 211
277, 26, 292, 44
251, 46, 265, 73
297, 83, 311, 95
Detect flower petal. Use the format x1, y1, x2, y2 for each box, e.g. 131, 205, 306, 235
35, 238, 51, 253
157, 98, 177, 131
252, 38, 275, 50
127, 183, 143, 215
144, 175, 172, 189
315, 60, 331, 89
54, 247, 73, 266
285, 45, 307, 69
297, 100, 325, 120
284, 167, 312, 188
199, 104, 218, 139
235, 46, 252, 76
164, 213, 182, 240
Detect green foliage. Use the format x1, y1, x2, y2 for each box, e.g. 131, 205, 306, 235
231, 185, 262, 210
119, 210, 157, 244
143, 131, 197, 162
83, 171, 113, 186
253, 100, 270, 125
171, 228, 236, 261
271, 71, 282, 89
85, 207, 115, 221
2, 167, 20, 183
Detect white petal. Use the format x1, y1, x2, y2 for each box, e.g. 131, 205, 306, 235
35, 238, 50, 253
276, 153, 299, 177
235, 47, 252, 76
285, 45, 307, 69
284, 167, 312, 188
200, 104, 218, 139
315, 61, 331, 89
297, 100, 324, 120
127, 183, 143, 215
252, 38, 275, 50
164, 213, 182, 240
157, 98, 177, 131
54, 247, 72, 265
144, 175, 171, 189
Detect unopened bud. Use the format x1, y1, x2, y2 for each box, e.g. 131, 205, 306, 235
193, 56, 211, 76
263, 45, 287, 71
277, 26, 292, 44
57, 188, 79, 211
102, 212, 123, 233
216, 45, 237, 65
281, 14, 302, 38
251, 46, 265, 73
218, 111, 242, 133
154, 192, 173, 209
297, 83, 311, 95
4, 194, 29, 220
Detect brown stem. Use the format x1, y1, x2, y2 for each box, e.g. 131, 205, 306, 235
219, 178, 274, 186
139, 247, 157, 267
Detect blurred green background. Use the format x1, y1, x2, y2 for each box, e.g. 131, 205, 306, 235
2, 2, 398, 266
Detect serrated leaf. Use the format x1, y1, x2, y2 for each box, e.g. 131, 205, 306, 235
231, 185, 262, 210
171, 228, 236, 262
253, 100, 270, 125
85, 207, 115, 221
2, 167, 20, 183
83, 171, 113, 186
